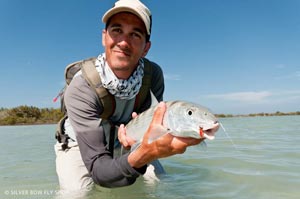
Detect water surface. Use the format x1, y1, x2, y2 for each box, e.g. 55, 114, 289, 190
0, 116, 299, 199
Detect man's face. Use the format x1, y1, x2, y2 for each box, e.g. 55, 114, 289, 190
102, 12, 151, 79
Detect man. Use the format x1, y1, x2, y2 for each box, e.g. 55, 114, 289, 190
55, 0, 203, 191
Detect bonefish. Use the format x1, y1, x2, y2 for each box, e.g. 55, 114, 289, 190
125, 92, 220, 146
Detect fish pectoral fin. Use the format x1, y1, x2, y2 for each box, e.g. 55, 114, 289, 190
147, 126, 170, 144
150, 91, 159, 107
130, 142, 142, 152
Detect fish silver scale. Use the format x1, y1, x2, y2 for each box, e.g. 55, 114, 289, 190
125, 101, 219, 144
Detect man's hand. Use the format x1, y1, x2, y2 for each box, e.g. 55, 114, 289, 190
118, 112, 139, 150
128, 102, 204, 168
118, 124, 136, 150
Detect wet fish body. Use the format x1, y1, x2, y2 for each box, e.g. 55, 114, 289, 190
125, 100, 220, 144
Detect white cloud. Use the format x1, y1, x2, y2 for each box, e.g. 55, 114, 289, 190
275, 70, 300, 80
164, 74, 181, 81
275, 64, 286, 69
199, 90, 300, 114
272, 90, 300, 103
204, 90, 300, 106
206, 91, 272, 103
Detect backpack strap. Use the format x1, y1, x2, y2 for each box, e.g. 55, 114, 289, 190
59, 59, 85, 113
56, 57, 154, 152
65, 60, 84, 85
80, 58, 116, 120
55, 115, 74, 150
134, 58, 152, 113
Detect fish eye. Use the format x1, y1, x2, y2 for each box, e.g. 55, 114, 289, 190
188, 110, 193, 116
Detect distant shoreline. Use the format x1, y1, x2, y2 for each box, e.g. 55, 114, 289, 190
216, 111, 300, 118
1, 113, 299, 127
0, 122, 57, 127
0, 106, 299, 126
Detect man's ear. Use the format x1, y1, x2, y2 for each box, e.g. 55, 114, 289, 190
102, 29, 106, 47
142, 41, 151, 57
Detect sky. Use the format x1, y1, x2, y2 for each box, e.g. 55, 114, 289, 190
0, 0, 299, 114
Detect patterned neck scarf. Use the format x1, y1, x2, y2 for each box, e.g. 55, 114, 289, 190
95, 53, 144, 100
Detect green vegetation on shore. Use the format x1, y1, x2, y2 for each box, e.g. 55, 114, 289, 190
216, 111, 300, 118
0, 106, 63, 126
0, 106, 299, 126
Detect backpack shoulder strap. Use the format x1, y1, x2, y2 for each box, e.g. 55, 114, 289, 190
80, 58, 116, 120
59, 59, 87, 113
134, 58, 153, 113
55, 57, 116, 150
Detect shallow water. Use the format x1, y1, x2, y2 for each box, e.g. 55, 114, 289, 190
0, 116, 299, 199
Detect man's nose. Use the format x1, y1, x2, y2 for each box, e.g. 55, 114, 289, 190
118, 34, 131, 47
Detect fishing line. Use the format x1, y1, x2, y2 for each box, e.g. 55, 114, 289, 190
220, 122, 238, 150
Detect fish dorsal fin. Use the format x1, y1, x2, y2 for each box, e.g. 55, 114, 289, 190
150, 90, 159, 107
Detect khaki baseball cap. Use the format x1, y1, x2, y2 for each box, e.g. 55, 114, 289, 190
102, 0, 152, 36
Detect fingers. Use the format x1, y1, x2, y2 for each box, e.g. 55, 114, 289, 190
175, 137, 204, 147
118, 124, 127, 147
118, 124, 136, 149
143, 102, 166, 142
151, 102, 166, 125
118, 124, 130, 148
131, 112, 138, 119
154, 134, 202, 156
170, 137, 204, 154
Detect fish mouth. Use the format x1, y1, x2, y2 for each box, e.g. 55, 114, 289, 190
200, 122, 220, 140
